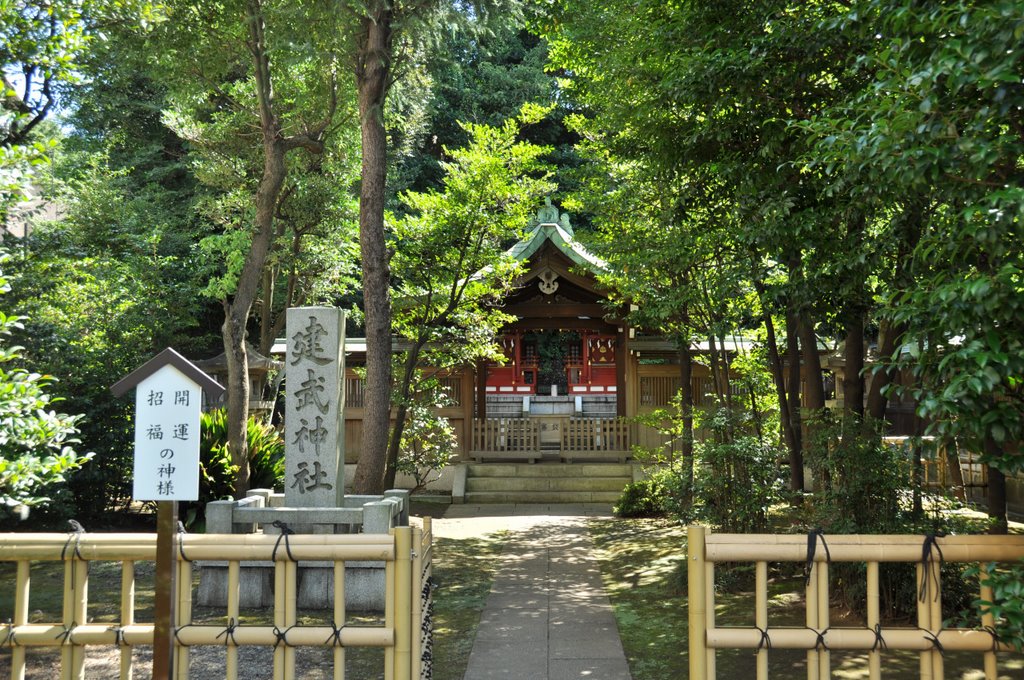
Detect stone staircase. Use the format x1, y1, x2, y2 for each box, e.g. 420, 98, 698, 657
462, 462, 635, 504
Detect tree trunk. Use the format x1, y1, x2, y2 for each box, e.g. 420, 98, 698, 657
352, 7, 394, 494
678, 341, 694, 503
798, 314, 826, 412
763, 309, 802, 490
866, 319, 903, 423
984, 439, 1008, 534
383, 341, 426, 489
223, 0, 290, 499
843, 308, 865, 419
785, 307, 805, 490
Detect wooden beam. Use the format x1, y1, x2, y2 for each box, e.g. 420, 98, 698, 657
504, 302, 608, 319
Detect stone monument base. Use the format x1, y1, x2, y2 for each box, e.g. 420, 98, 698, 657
196, 560, 385, 611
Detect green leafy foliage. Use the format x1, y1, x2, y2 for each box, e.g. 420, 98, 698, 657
0, 256, 92, 516
395, 399, 457, 494
689, 437, 784, 534
613, 477, 666, 519
183, 408, 285, 527
970, 561, 1024, 653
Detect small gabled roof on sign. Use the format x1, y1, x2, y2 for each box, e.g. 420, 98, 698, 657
111, 347, 226, 399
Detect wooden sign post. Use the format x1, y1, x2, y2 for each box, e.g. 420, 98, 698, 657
112, 349, 224, 678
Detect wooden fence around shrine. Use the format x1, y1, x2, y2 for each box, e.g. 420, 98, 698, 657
0, 521, 433, 680
687, 526, 1024, 680
469, 417, 632, 463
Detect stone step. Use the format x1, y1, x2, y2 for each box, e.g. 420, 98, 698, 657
464, 490, 624, 504
467, 463, 634, 478
465, 476, 630, 493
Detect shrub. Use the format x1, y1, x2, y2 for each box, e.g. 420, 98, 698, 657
396, 402, 456, 494
804, 414, 979, 621
182, 408, 285, 528
614, 476, 666, 518
691, 436, 783, 533
0, 257, 93, 520
969, 560, 1024, 652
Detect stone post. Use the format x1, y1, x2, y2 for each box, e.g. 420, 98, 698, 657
285, 308, 346, 513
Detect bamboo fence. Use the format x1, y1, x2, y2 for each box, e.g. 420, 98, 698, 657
688, 527, 1024, 680
0, 520, 433, 680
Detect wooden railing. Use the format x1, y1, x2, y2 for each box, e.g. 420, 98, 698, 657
688, 527, 1024, 680
471, 417, 539, 454
0, 523, 433, 680
470, 417, 631, 463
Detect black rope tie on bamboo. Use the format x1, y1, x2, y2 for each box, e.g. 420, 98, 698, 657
325, 622, 344, 647
107, 625, 126, 646
272, 625, 293, 648
918, 533, 945, 602
754, 625, 772, 652
923, 630, 944, 655
173, 624, 195, 647
804, 528, 831, 586
870, 623, 887, 652
216, 618, 239, 646
271, 521, 296, 562
807, 627, 830, 651
61, 520, 86, 561
56, 621, 77, 645
177, 521, 192, 562
982, 625, 1000, 653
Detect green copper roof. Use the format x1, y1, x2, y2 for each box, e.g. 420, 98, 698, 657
507, 200, 607, 273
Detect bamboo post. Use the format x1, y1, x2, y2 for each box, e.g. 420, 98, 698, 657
12, 560, 29, 680
274, 561, 286, 679
226, 560, 240, 680
867, 561, 880, 680
980, 580, 997, 680
175, 542, 192, 680
917, 563, 932, 680
284, 559, 297, 678
706, 545, 716, 677
687, 525, 708, 680
817, 561, 830, 678
120, 560, 135, 680
929, 558, 944, 680
806, 558, 819, 680
61, 546, 88, 680
411, 525, 423, 680
334, 559, 346, 680
385, 531, 397, 680
755, 560, 768, 680
395, 527, 413, 680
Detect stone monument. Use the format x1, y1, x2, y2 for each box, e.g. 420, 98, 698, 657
284, 307, 345, 517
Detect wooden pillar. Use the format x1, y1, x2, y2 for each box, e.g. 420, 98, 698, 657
615, 325, 627, 417
475, 360, 487, 420
512, 331, 522, 385
582, 331, 591, 384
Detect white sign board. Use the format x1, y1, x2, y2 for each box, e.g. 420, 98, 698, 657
132, 365, 201, 501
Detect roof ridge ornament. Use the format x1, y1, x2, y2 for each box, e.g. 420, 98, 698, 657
536, 196, 559, 225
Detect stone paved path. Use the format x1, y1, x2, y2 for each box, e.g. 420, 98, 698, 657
440, 504, 631, 680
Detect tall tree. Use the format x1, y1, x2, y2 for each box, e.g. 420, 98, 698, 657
349, 0, 522, 494
384, 110, 555, 487
155, 0, 348, 496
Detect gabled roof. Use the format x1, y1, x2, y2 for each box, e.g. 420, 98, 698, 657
507, 223, 607, 272
506, 200, 606, 273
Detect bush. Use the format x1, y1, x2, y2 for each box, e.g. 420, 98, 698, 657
690, 436, 784, 533
0, 257, 93, 520
969, 560, 1024, 652
181, 408, 285, 528
804, 414, 979, 621
614, 477, 666, 518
